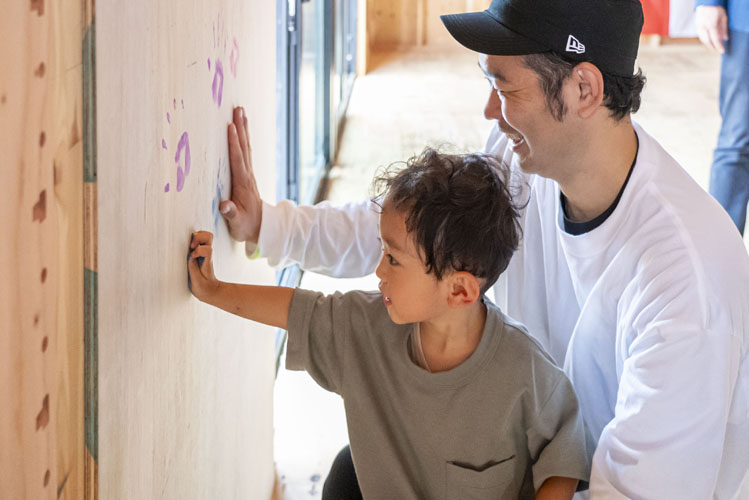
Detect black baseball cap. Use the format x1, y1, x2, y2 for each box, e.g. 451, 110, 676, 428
440, 0, 643, 77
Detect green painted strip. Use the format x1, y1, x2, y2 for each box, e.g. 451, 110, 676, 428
84, 267, 98, 462
83, 22, 96, 183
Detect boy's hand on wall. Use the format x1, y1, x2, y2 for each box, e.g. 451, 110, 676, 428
220, 106, 263, 244
188, 231, 220, 301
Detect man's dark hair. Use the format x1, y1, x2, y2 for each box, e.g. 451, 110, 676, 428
372, 148, 523, 294
522, 52, 647, 121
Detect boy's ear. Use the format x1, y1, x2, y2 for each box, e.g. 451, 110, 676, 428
571, 62, 604, 119
446, 272, 481, 307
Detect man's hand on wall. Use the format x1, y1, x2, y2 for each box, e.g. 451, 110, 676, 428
220, 106, 263, 244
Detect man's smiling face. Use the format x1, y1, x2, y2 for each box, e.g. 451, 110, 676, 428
479, 53, 579, 180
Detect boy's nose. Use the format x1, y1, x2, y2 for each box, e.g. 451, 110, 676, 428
375, 257, 386, 279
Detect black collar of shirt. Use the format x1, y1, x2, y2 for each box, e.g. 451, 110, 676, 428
560, 133, 639, 236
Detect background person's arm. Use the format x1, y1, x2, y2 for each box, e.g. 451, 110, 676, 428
695, 2, 729, 53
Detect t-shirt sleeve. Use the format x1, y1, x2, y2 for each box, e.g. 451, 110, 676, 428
285, 288, 350, 394
527, 372, 592, 492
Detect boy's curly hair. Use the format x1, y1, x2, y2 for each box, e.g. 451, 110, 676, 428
372, 148, 523, 294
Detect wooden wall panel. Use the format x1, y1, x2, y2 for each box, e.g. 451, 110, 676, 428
96, 1, 277, 499
1, 0, 86, 499
426, 0, 492, 48
365, 0, 492, 53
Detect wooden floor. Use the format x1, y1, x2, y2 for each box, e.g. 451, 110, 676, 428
274, 41, 747, 500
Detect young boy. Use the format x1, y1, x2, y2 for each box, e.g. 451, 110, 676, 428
188, 148, 590, 499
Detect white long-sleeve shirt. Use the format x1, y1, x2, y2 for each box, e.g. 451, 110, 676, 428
259, 123, 749, 499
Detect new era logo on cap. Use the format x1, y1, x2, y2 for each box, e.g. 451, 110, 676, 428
566, 35, 585, 54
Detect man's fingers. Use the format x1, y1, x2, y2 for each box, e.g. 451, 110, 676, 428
228, 123, 249, 185
219, 200, 236, 219
236, 109, 251, 170
242, 113, 252, 170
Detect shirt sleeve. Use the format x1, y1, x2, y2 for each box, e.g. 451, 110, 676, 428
528, 372, 592, 492
257, 198, 381, 278
694, 0, 727, 9
285, 288, 353, 394
589, 322, 740, 499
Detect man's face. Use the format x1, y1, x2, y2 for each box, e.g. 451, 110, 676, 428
479, 54, 576, 179
375, 204, 449, 325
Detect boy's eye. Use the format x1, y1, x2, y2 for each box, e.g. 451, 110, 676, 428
387, 254, 398, 266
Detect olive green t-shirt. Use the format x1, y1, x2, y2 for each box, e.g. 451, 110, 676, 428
286, 289, 591, 500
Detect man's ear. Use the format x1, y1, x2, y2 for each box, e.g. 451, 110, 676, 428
446, 272, 481, 307
571, 62, 604, 119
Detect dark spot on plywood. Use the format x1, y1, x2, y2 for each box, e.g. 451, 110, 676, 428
57, 472, 69, 497
42, 336, 48, 352
36, 394, 49, 431
35, 62, 45, 78
1, 94, 6, 104
30, 0, 44, 16
44, 469, 50, 487
69, 115, 81, 148
41, 267, 47, 282
53, 162, 61, 185
33, 190, 46, 222
39, 131, 46, 147
34, 314, 40, 326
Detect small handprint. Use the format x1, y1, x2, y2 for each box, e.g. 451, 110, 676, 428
161, 98, 191, 193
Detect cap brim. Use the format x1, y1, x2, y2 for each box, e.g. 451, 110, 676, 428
440, 11, 549, 56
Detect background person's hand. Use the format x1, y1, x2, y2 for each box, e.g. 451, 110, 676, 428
220, 106, 263, 244
696, 5, 729, 54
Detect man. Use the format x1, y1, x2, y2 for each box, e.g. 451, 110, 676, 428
220, 0, 749, 497
696, 0, 749, 235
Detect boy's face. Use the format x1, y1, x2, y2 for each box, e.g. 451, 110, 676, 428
375, 203, 451, 325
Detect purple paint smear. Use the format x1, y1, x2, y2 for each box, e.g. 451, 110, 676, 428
164, 183, 170, 192
173, 98, 176, 109
176, 166, 185, 192
181, 99, 184, 109
167, 112, 171, 124
161, 139, 167, 150
207, 58, 211, 70
230, 39, 239, 78
212, 59, 224, 107
175, 131, 191, 176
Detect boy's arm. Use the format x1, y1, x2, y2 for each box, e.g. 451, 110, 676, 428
187, 230, 293, 328
203, 282, 293, 330
535, 477, 577, 500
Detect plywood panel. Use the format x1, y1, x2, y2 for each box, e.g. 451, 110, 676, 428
96, 1, 277, 499
1, 0, 86, 498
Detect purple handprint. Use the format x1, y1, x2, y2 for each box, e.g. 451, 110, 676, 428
211, 59, 224, 107
175, 132, 191, 192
